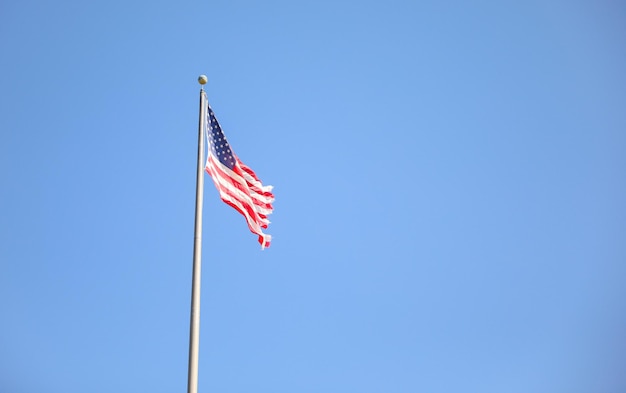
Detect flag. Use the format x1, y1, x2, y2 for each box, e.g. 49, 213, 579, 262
204, 99, 275, 249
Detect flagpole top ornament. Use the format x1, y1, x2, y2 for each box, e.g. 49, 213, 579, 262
198, 75, 208, 85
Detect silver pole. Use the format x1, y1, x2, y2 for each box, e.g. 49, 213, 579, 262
187, 76, 207, 393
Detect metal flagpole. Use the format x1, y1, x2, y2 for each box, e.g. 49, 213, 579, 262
187, 75, 208, 393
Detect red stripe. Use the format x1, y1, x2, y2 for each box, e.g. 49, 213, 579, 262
258, 235, 270, 248
232, 163, 274, 200
206, 167, 268, 232
206, 157, 269, 229
206, 163, 263, 227
207, 158, 271, 214
208, 155, 274, 211
239, 163, 274, 199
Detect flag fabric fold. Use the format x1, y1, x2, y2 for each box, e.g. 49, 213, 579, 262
203, 97, 274, 249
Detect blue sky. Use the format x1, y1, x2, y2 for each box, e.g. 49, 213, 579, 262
1, 1, 625, 392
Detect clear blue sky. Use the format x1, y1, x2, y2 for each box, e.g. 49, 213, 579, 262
1, 1, 625, 392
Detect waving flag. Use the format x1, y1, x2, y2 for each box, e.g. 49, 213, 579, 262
204, 102, 275, 249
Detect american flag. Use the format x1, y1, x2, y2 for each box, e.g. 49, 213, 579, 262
204, 100, 274, 249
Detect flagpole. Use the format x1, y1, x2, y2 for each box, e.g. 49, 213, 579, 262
187, 75, 208, 393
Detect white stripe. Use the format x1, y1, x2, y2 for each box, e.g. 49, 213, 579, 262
260, 233, 271, 250
206, 160, 273, 220
205, 160, 271, 227
206, 155, 274, 216
242, 170, 274, 194
239, 168, 275, 203
214, 180, 269, 234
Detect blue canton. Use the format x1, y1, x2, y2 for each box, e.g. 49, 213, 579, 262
207, 107, 236, 170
